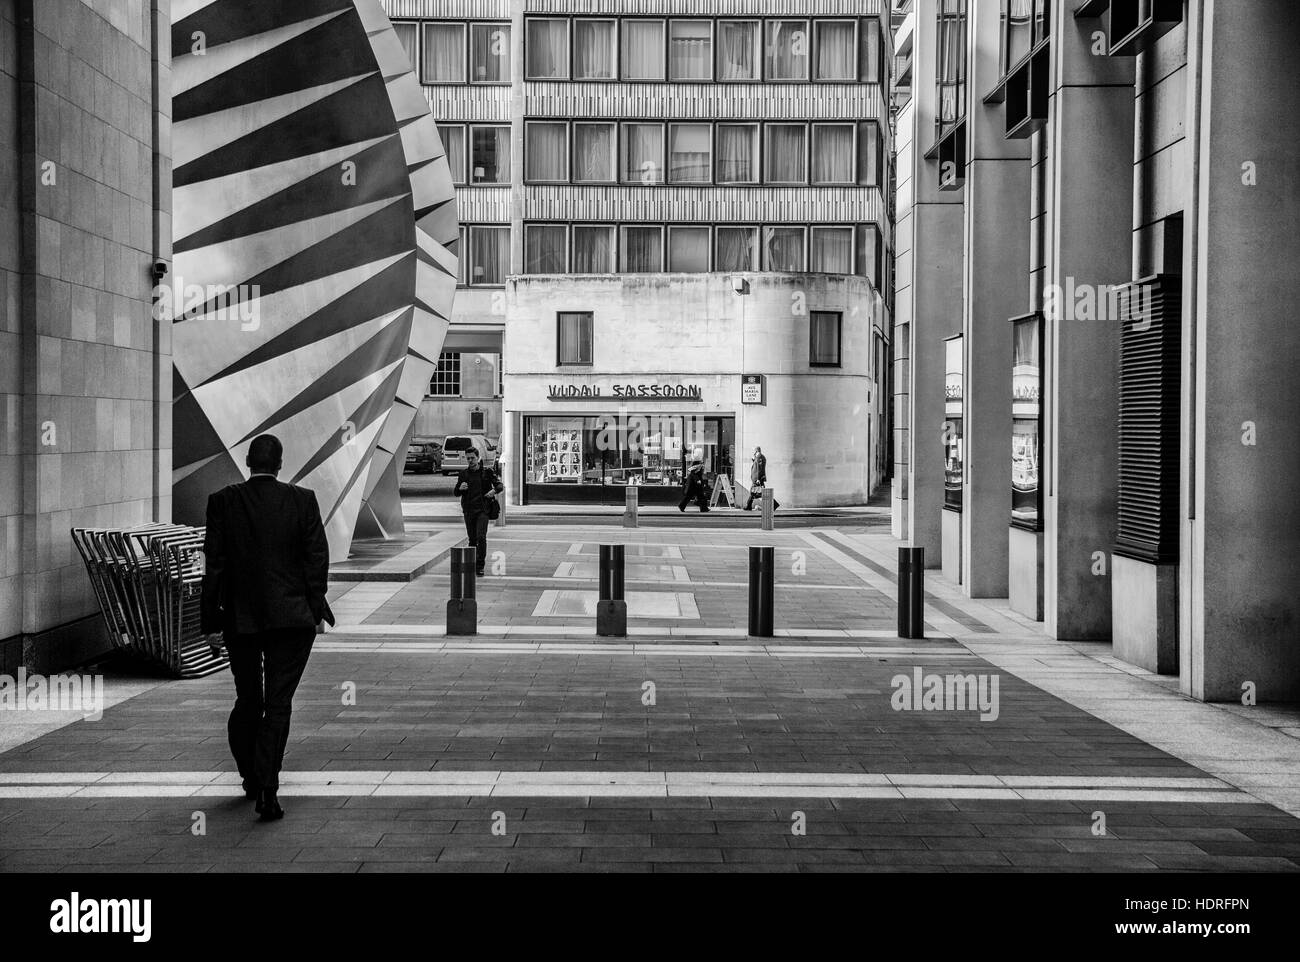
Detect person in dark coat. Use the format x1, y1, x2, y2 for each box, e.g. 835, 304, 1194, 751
678, 456, 710, 513
743, 446, 781, 511
200, 434, 334, 822
454, 446, 504, 577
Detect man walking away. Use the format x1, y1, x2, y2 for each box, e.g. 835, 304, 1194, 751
743, 446, 781, 512
454, 445, 504, 577
678, 455, 710, 513
201, 434, 334, 822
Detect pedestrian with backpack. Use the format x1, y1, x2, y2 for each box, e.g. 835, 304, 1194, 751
453, 446, 504, 577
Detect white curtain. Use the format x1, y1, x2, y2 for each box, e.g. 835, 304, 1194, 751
573, 226, 614, 273
764, 227, 804, 271
527, 19, 568, 79
669, 124, 710, 183
574, 20, 615, 79
622, 124, 663, 183
573, 123, 614, 182
765, 124, 806, 183
810, 313, 840, 365
558, 313, 592, 364
814, 21, 856, 80
766, 20, 808, 80
858, 122, 880, 185
393, 22, 418, 73
526, 226, 566, 274
716, 125, 756, 183
669, 228, 710, 272
472, 126, 510, 183
812, 125, 854, 184
471, 23, 510, 82
622, 227, 662, 272
439, 125, 466, 184
526, 122, 568, 181
422, 23, 465, 83
623, 20, 664, 79
811, 228, 853, 274
669, 21, 711, 80
471, 227, 509, 284
717, 21, 757, 80
716, 228, 755, 272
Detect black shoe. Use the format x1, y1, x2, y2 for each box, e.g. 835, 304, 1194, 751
700, 507, 710, 513
678, 505, 686, 512
476, 569, 485, 578
242, 778, 259, 801
255, 789, 284, 821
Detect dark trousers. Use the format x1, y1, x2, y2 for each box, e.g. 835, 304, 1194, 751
226, 627, 315, 793
464, 510, 490, 573
678, 485, 708, 511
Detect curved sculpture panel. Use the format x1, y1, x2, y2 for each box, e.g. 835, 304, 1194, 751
168, 0, 458, 561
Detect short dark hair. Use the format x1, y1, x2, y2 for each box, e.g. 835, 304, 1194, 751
247, 434, 283, 474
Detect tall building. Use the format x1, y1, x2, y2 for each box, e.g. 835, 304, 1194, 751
385, 0, 895, 505
893, 0, 1300, 701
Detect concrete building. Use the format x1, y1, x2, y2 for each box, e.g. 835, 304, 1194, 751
385, 0, 895, 503
892, 0, 1300, 701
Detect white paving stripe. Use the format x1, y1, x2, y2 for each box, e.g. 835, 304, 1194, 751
332, 625, 955, 641
310, 640, 975, 659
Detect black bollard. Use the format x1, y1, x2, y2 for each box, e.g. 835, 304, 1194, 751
447, 546, 478, 636
748, 546, 774, 637
897, 546, 925, 639
597, 544, 627, 637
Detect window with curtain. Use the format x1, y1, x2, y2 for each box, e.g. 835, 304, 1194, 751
470, 23, 510, 82
716, 21, 758, 80
766, 20, 809, 80
810, 312, 842, 366
526, 121, 569, 182
422, 23, 466, 83
469, 226, 510, 285
812, 124, 854, 184
573, 225, 615, 273
764, 124, 807, 183
861, 17, 883, 84
392, 21, 418, 72
811, 227, 853, 274
622, 19, 665, 80
574, 19, 616, 80
764, 226, 805, 271
813, 20, 856, 80
668, 124, 710, 184
716, 124, 758, 183
856, 225, 882, 285
668, 227, 710, 272
456, 226, 467, 284
471, 126, 510, 183
439, 125, 466, 185
621, 226, 663, 272
716, 227, 757, 272
557, 312, 594, 365
669, 21, 711, 81
857, 122, 881, 186
573, 123, 615, 183
525, 225, 567, 274
621, 123, 664, 184
1004, 0, 1032, 73
938, 0, 967, 126
526, 18, 569, 79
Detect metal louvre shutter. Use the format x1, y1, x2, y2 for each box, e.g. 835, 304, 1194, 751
1115, 274, 1181, 563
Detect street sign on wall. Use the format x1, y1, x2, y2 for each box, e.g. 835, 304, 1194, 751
741, 374, 766, 405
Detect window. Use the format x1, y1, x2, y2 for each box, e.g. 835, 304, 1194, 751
456, 226, 466, 285
715, 123, 758, 184
814, 20, 857, 80
622, 19, 665, 80
764, 226, 805, 271
811, 226, 854, 274
856, 225, 883, 287
430, 352, 462, 396
937, 0, 968, 129
764, 123, 807, 183
669, 21, 711, 81
574, 19, 616, 80
558, 312, 594, 365
621, 123, 664, 184
668, 226, 710, 272
439, 124, 466, 185
573, 122, 616, 183
526, 17, 569, 79
858, 121, 882, 186
573, 225, 616, 273
526, 121, 569, 182
812, 124, 855, 184
471, 125, 510, 183
468, 225, 510, 285
470, 23, 511, 82
392, 21, 418, 72
621, 226, 663, 272
668, 123, 711, 184
766, 20, 809, 80
1003, 0, 1033, 74
716, 226, 757, 272
861, 16, 884, 84
525, 225, 567, 274
716, 21, 759, 80
422, 23, 466, 83
470, 410, 487, 432
810, 312, 842, 367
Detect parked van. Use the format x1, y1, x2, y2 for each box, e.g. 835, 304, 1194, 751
440, 435, 500, 475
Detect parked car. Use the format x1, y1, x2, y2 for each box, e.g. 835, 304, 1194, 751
404, 439, 443, 474
441, 435, 499, 474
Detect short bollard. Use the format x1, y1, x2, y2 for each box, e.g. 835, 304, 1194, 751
897, 546, 925, 639
760, 488, 775, 531
748, 546, 774, 637
447, 546, 478, 636
597, 544, 627, 637
623, 485, 638, 528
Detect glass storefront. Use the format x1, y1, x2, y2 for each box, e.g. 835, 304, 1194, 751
523, 414, 736, 504
1011, 314, 1042, 528
943, 335, 963, 511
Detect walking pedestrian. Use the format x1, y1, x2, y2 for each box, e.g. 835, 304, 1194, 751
200, 434, 334, 822
454, 445, 504, 577
678, 455, 710, 513
743, 446, 781, 511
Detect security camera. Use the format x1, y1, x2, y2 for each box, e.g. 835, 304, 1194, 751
151, 261, 169, 281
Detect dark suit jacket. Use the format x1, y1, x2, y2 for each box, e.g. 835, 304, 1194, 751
200, 475, 335, 636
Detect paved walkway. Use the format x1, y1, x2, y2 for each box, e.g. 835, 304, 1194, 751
2, 518, 1298, 872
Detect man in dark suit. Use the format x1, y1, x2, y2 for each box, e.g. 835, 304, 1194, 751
200, 434, 334, 822
453, 446, 504, 578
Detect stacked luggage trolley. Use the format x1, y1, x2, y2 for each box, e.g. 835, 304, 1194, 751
71, 523, 229, 679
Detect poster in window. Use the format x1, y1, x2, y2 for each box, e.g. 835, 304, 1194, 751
545, 428, 582, 481
944, 336, 963, 511
1012, 315, 1041, 527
